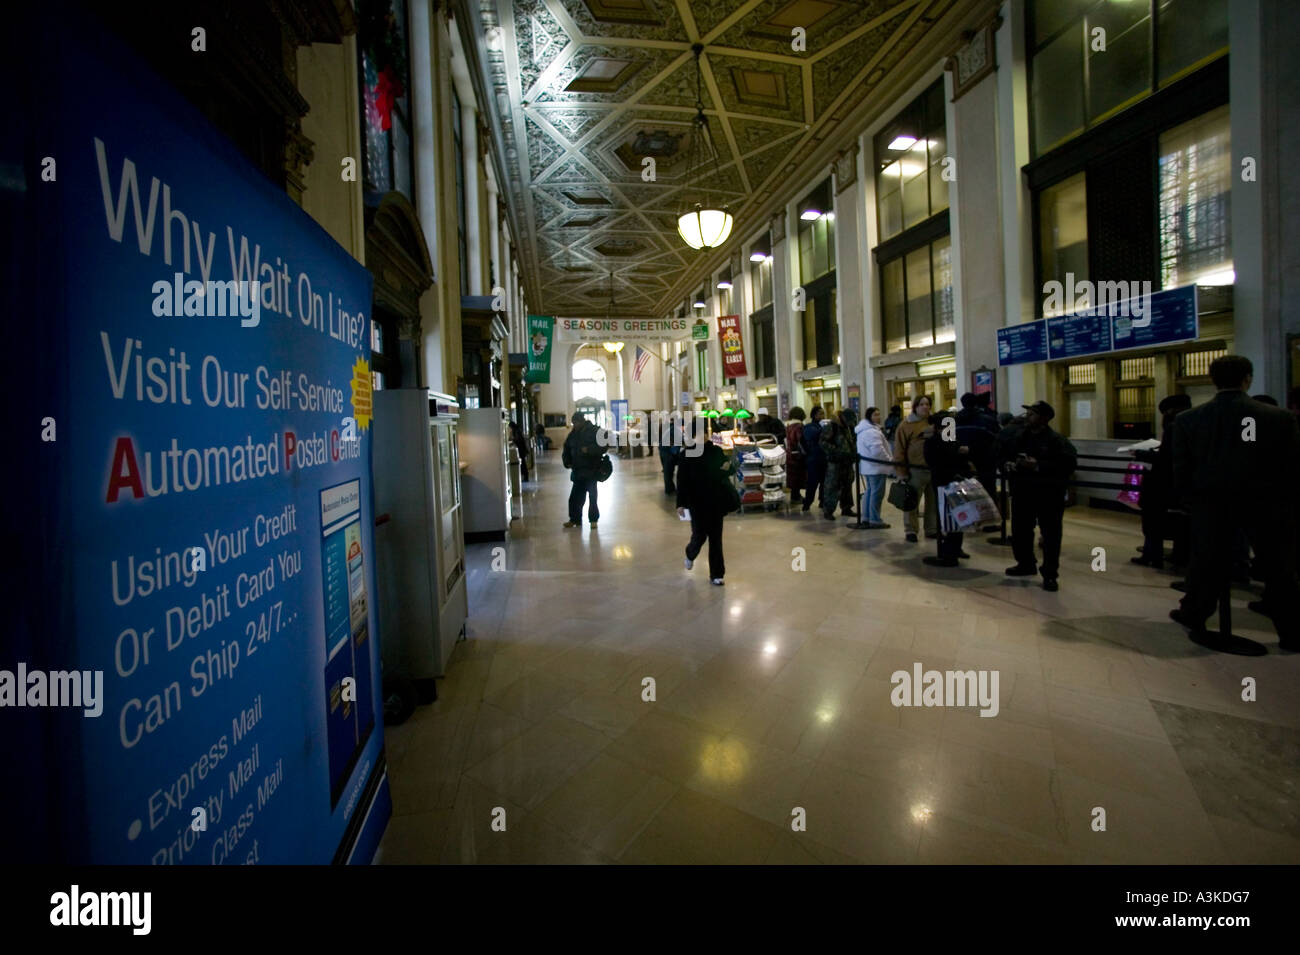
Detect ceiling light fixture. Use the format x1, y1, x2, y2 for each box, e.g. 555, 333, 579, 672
716, 280, 732, 290
800, 209, 822, 221
676, 44, 734, 251
750, 251, 767, 262
888, 135, 918, 150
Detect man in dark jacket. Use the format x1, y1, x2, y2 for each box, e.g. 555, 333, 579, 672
923, 413, 973, 567
676, 422, 737, 584
562, 412, 603, 527
657, 411, 683, 495
1169, 355, 1300, 648
800, 405, 827, 512
955, 393, 998, 501
999, 401, 1077, 592
755, 408, 785, 441
1132, 394, 1192, 568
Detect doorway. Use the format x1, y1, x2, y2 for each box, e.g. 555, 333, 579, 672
890, 375, 957, 416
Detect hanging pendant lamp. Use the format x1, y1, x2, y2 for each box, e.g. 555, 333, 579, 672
676, 45, 733, 251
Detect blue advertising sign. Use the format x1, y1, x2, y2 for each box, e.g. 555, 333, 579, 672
15, 13, 387, 863
1047, 311, 1112, 360
1111, 285, 1199, 352
997, 320, 1049, 366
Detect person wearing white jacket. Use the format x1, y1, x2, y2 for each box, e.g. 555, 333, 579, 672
855, 407, 894, 528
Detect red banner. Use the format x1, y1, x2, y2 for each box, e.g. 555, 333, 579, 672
717, 314, 748, 378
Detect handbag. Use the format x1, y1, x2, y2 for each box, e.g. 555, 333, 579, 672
888, 479, 919, 512
595, 454, 613, 482
939, 478, 1000, 532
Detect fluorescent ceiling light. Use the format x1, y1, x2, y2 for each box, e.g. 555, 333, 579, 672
888, 135, 917, 150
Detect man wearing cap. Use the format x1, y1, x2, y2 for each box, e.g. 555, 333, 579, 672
998, 401, 1078, 592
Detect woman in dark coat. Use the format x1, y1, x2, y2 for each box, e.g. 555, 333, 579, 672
799, 405, 826, 512
784, 406, 807, 504
676, 425, 738, 585
923, 412, 972, 566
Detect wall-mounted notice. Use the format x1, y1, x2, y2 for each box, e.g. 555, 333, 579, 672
997, 320, 1049, 366
14, 12, 387, 864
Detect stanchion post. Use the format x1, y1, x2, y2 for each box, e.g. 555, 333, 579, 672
987, 466, 1012, 545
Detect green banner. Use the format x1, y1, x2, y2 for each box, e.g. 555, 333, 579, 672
526, 315, 555, 383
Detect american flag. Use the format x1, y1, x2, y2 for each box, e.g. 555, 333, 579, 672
633, 345, 652, 382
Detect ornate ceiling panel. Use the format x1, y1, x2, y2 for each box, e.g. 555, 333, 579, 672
481, 0, 964, 317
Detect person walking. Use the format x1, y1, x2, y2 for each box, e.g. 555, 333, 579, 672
998, 401, 1077, 592
676, 421, 738, 585
821, 408, 859, 520
922, 412, 972, 566
784, 406, 808, 505
1131, 394, 1192, 568
854, 406, 893, 528
894, 395, 938, 542
800, 405, 827, 512
561, 412, 602, 527
1168, 355, 1300, 649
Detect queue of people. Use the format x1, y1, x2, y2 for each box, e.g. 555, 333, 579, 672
558, 360, 1300, 652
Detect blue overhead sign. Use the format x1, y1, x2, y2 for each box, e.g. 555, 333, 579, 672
16, 12, 388, 863
1047, 311, 1112, 360
997, 320, 1049, 366
999, 284, 1201, 367
1111, 284, 1199, 352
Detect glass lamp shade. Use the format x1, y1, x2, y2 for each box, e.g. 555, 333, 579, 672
677, 206, 734, 250
734, 409, 752, 419
602, 341, 625, 353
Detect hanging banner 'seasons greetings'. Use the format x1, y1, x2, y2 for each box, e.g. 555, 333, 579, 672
718, 315, 748, 378
553, 316, 694, 343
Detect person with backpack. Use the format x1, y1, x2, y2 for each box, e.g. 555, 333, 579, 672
562, 412, 603, 527
676, 419, 739, 585
784, 406, 808, 506
820, 408, 859, 520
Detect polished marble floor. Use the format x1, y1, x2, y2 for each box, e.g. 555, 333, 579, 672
376, 450, 1300, 864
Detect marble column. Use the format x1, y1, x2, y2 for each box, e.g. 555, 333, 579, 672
832, 144, 867, 411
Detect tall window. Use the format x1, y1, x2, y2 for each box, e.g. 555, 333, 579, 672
873, 80, 950, 355
1039, 172, 1089, 315
875, 80, 948, 243
880, 236, 953, 351
1031, 106, 1230, 301
798, 179, 838, 370
748, 240, 775, 378
358, 0, 413, 205
451, 88, 468, 296
1028, 0, 1229, 157
695, 341, 708, 392
1159, 105, 1231, 287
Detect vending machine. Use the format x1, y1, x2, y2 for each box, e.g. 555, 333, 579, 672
459, 406, 512, 542
372, 390, 469, 694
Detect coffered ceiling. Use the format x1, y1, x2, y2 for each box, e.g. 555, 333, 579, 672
471, 0, 965, 317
